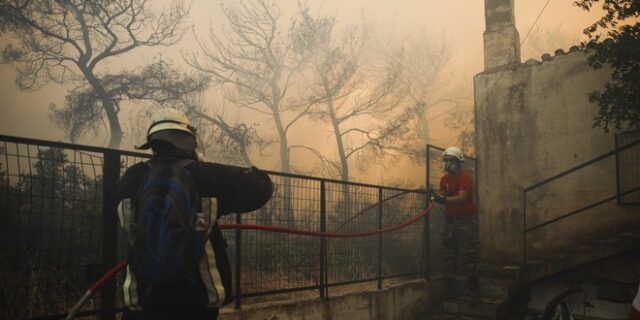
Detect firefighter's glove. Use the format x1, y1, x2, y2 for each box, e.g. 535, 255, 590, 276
428, 190, 446, 205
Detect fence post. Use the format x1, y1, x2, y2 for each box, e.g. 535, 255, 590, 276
100, 150, 120, 320
615, 134, 621, 205
426, 145, 431, 190
235, 212, 242, 309
377, 187, 383, 290
522, 191, 527, 266
319, 181, 327, 299
424, 145, 431, 278
474, 158, 479, 216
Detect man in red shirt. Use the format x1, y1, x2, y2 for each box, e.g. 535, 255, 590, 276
431, 146, 479, 299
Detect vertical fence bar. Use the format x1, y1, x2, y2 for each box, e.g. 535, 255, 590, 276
234, 212, 242, 309
522, 191, 527, 266
474, 158, 480, 214
426, 145, 431, 191
615, 134, 621, 205
377, 187, 383, 290
319, 180, 327, 299
100, 150, 120, 320
424, 145, 431, 278
423, 190, 430, 278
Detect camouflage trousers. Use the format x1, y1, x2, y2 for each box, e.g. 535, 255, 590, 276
441, 215, 478, 279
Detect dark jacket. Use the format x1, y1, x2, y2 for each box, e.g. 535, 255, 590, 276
116, 158, 273, 310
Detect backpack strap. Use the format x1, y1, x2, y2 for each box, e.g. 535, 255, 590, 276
144, 158, 162, 169
145, 158, 196, 180
144, 158, 194, 169
117, 198, 135, 245
173, 158, 195, 170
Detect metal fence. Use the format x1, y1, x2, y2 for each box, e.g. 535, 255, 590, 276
0, 135, 428, 320
424, 144, 478, 273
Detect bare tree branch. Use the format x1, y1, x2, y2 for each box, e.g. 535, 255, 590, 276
186, 0, 314, 173
1, 0, 190, 147
292, 8, 450, 181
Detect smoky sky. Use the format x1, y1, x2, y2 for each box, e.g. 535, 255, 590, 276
0, 0, 603, 184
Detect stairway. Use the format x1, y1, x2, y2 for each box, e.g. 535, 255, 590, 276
420, 230, 640, 320
420, 268, 517, 320
523, 230, 640, 282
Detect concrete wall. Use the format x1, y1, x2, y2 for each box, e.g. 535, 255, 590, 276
219, 279, 429, 320
474, 48, 640, 264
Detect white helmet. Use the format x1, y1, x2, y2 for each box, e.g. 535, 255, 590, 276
442, 146, 464, 162
136, 108, 197, 150
147, 108, 196, 137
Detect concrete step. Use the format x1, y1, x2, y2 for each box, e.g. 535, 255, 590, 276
442, 296, 503, 319
430, 272, 512, 300
524, 308, 618, 320
478, 276, 510, 299
422, 312, 493, 320
622, 231, 640, 239
476, 272, 517, 301
524, 231, 640, 282
478, 264, 521, 281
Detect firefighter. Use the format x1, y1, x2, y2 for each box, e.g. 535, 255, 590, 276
431, 146, 479, 299
117, 108, 273, 320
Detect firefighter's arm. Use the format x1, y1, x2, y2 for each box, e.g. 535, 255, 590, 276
217, 165, 274, 214
444, 190, 468, 204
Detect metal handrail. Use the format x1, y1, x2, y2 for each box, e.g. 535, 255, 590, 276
524, 138, 640, 192
0, 134, 423, 192
0, 134, 151, 158
526, 186, 640, 233
522, 137, 640, 264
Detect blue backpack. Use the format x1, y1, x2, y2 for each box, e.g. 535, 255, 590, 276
130, 159, 208, 285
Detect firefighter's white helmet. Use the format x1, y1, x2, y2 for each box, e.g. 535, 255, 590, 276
147, 108, 196, 137
136, 108, 197, 150
442, 146, 464, 162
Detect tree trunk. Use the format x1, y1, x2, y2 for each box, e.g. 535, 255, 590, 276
327, 99, 349, 181
239, 143, 252, 166
268, 92, 295, 226
103, 101, 123, 149
326, 97, 352, 218
80, 67, 122, 149
272, 110, 290, 173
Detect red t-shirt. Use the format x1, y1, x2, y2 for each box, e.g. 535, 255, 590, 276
439, 170, 476, 217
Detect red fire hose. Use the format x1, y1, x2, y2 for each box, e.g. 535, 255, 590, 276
65, 259, 128, 320
219, 201, 434, 237
64, 199, 434, 319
